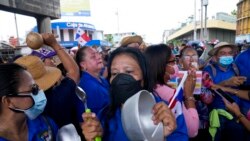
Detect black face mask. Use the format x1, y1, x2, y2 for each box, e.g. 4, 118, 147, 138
110, 73, 142, 108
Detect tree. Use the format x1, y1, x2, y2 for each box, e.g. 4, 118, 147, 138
231, 9, 237, 16
105, 34, 114, 43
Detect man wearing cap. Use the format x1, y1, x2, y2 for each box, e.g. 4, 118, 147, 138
203, 42, 248, 141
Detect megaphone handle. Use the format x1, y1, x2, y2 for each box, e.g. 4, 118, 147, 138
85, 109, 102, 141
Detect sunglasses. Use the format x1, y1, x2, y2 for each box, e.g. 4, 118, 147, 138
7, 84, 40, 97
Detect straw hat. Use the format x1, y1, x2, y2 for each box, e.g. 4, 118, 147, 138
15, 55, 62, 91
120, 35, 143, 47
208, 42, 237, 56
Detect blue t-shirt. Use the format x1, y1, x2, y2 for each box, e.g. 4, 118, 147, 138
0, 116, 58, 141
204, 64, 241, 109
77, 71, 110, 122
98, 95, 188, 141
235, 48, 250, 86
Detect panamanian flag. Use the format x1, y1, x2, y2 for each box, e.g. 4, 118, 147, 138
168, 72, 188, 118
75, 26, 90, 46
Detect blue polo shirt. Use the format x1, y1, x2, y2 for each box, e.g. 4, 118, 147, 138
235, 48, 250, 86
204, 64, 241, 109
0, 116, 58, 141
77, 71, 110, 122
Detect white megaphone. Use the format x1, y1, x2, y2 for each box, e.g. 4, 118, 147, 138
56, 124, 81, 141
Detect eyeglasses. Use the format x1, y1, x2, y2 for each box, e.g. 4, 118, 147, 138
7, 84, 39, 97
183, 55, 198, 61
167, 59, 176, 66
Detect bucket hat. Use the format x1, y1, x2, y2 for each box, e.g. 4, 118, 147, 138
15, 55, 62, 91
208, 42, 237, 56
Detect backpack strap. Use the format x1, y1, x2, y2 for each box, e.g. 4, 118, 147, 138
232, 63, 239, 76
208, 64, 217, 78
208, 63, 239, 77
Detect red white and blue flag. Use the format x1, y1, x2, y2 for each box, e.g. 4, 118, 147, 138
168, 72, 188, 118
75, 26, 90, 46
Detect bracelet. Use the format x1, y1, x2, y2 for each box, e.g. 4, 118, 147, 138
237, 113, 245, 122
184, 96, 196, 102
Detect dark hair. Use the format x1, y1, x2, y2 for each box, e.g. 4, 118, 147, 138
75, 47, 88, 68
102, 47, 149, 134
75, 47, 89, 75
0, 63, 26, 97
144, 44, 172, 91
0, 58, 3, 64
107, 47, 148, 89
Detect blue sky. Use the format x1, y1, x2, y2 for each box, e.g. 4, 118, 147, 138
0, 0, 239, 43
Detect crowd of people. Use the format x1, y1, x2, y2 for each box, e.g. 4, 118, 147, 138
0, 33, 249, 141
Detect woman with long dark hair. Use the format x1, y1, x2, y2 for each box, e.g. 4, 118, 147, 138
144, 44, 198, 140
81, 47, 176, 141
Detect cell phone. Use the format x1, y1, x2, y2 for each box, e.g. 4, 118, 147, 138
213, 88, 235, 103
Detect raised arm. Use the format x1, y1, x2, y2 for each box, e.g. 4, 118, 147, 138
42, 33, 80, 83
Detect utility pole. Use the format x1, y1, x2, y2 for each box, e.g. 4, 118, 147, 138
203, 0, 208, 41
200, 0, 203, 40
115, 9, 120, 34
14, 13, 20, 45
194, 0, 197, 40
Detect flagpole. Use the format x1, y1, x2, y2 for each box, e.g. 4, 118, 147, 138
152, 71, 188, 138
169, 71, 188, 107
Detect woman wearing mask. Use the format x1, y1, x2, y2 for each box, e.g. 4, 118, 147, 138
0, 63, 58, 141
144, 44, 198, 140
15, 33, 82, 138
81, 47, 176, 141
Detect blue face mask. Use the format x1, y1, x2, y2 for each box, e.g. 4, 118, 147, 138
10, 90, 47, 120
219, 56, 234, 67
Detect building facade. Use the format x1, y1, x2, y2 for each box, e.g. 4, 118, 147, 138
167, 13, 237, 44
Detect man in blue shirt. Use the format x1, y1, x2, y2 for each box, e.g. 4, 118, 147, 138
204, 42, 248, 141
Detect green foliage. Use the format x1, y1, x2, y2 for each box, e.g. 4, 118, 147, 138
231, 9, 237, 16
167, 39, 182, 46
105, 34, 114, 43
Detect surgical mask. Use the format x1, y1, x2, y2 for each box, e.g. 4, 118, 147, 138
110, 73, 142, 107
219, 56, 234, 67
10, 90, 47, 120
169, 64, 179, 79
